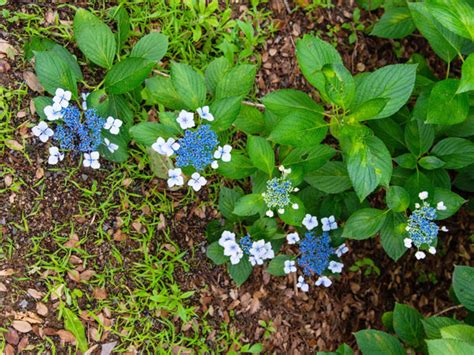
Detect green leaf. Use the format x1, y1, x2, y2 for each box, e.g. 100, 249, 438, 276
142, 76, 186, 110
33, 96, 51, 120
130, 32, 168, 62
278, 196, 305, 226
457, 53, 474, 93
109, 6, 130, 47
233, 194, 266, 216
219, 187, 243, 222
394, 153, 417, 169
206, 242, 228, 265
24, 36, 55, 61
99, 131, 129, 163
104, 57, 154, 94
62, 307, 88, 353
404, 119, 435, 157
352, 64, 417, 119
432, 137, 474, 169
34, 50, 77, 97
427, 79, 469, 125
228, 257, 253, 287
295, 35, 343, 98
342, 208, 387, 240
205, 57, 231, 95
209, 96, 242, 132
304, 161, 352, 194
371, 7, 416, 39
427, 339, 474, 355
441, 324, 474, 345
247, 136, 275, 177
269, 111, 328, 148
425, 0, 474, 40
217, 153, 256, 179
50, 45, 83, 81
74, 8, 116, 69
347, 98, 388, 122
215, 64, 256, 99
234, 105, 265, 135
263, 89, 322, 118
380, 212, 408, 261
129, 122, 176, 146
322, 63, 355, 107
422, 317, 461, 339
453, 265, 474, 311
386, 186, 410, 212
418, 156, 445, 170
267, 255, 291, 276
148, 148, 174, 179
354, 329, 405, 355
393, 303, 425, 348
171, 62, 206, 110
282, 145, 336, 173
356, 0, 384, 10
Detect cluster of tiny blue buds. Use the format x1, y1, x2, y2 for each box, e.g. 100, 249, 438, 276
175, 125, 219, 171
239, 235, 252, 255
54, 106, 105, 152
298, 231, 333, 276
263, 177, 293, 209
407, 202, 439, 248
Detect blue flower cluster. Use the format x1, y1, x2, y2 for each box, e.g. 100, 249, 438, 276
263, 177, 293, 209
239, 235, 252, 254
298, 231, 334, 276
175, 125, 219, 171
54, 106, 105, 152
407, 204, 439, 248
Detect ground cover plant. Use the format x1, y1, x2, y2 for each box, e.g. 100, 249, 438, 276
1, 0, 473, 354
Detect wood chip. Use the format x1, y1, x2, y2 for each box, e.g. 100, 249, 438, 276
12, 320, 32, 333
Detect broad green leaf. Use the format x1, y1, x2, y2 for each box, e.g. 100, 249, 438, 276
267, 255, 292, 276
371, 7, 416, 39
427, 339, 474, 355
431, 137, 474, 169
295, 35, 342, 98
367, 116, 405, 153
247, 136, 275, 177
129, 122, 176, 146
62, 307, 88, 353
263, 89, 322, 118
386, 186, 410, 212
393, 303, 425, 348
454, 164, 474, 192
278, 196, 305, 226
210, 96, 242, 132
342, 208, 387, 240
425, 0, 474, 40
50, 45, 83, 80
233, 194, 266, 216
218, 187, 243, 222
322, 63, 355, 108
404, 119, 435, 157
427, 79, 469, 125
282, 145, 336, 173
171, 62, 206, 110
24, 35, 55, 61
418, 156, 445, 170
130, 32, 168, 62
457, 53, 474, 93
142, 76, 186, 110
35, 50, 77, 97
104, 57, 154, 94
33, 96, 51, 121
74, 8, 116, 69
453, 265, 474, 311
441, 324, 474, 345
394, 153, 417, 169
422, 317, 461, 339
269, 111, 328, 148
347, 98, 388, 122
206, 242, 228, 265
109, 6, 130, 47
228, 257, 253, 286
217, 153, 256, 179
234, 105, 265, 135
205, 57, 231, 95
94, 93, 134, 126
354, 330, 405, 355
304, 161, 352, 194
380, 212, 408, 261
99, 131, 129, 163
351, 64, 417, 119
215, 64, 256, 99
356, 0, 384, 10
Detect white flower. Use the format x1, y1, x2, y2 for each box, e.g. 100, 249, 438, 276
266, 210, 274, 218
188, 172, 207, 191
214, 145, 232, 162
249, 255, 263, 266
315, 276, 332, 288
419, 191, 428, 200
278, 208, 285, 214
437, 201, 447, 211
286, 232, 300, 245
167, 168, 184, 188
292, 203, 299, 210
441, 226, 449, 232
249, 239, 273, 262
81, 92, 89, 110
415, 251, 426, 260
404, 238, 413, 248
278, 165, 292, 175
263, 242, 274, 259
321, 215, 338, 231
197, 106, 214, 121
103, 138, 118, 153
415, 203, 421, 209
103, 116, 123, 135
284, 260, 297, 274
44, 103, 63, 121
53, 88, 72, 108
302, 214, 318, 230
335, 243, 349, 257
211, 160, 219, 169
293, 187, 299, 192
297, 276, 309, 292
328, 261, 344, 273
32, 121, 54, 143
219, 231, 236, 247
83, 151, 100, 169
48, 146, 64, 165
151, 137, 178, 157
428, 247, 436, 255
177, 110, 195, 129
230, 248, 243, 265
223, 241, 242, 261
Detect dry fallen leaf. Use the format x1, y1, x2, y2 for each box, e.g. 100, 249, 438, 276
5, 328, 19, 345
27, 288, 43, 300
0, 268, 15, 276
12, 320, 32, 333
56, 329, 76, 344
0, 282, 7, 292
132, 221, 142, 233
35, 167, 45, 180
4, 175, 13, 187
101, 341, 117, 355
36, 302, 48, 316
51, 284, 64, 301
24, 71, 44, 92
93, 287, 107, 300
18, 336, 29, 352
5, 140, 23, 151
0, 39, 17, 59
67, 270, 81, 282
64, 234, 80, 248
80, 270, 96, 281
4, 344, 15, 355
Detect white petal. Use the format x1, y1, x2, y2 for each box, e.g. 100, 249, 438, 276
415, 251, 426, 260
110, 126, 120, 135
221, 152, 231, 162
48, 155, 59, 165
211, 160, 219, 169
90, 160, 100, 169
90, 151, 100, 160
418, 191, 428, 200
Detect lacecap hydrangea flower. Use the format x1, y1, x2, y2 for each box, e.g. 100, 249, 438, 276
218, 231, 274, 266
31, 88, 122, 169
404, 191, 449, 260
262, 166, 299, 217
151, 107, 232, 191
